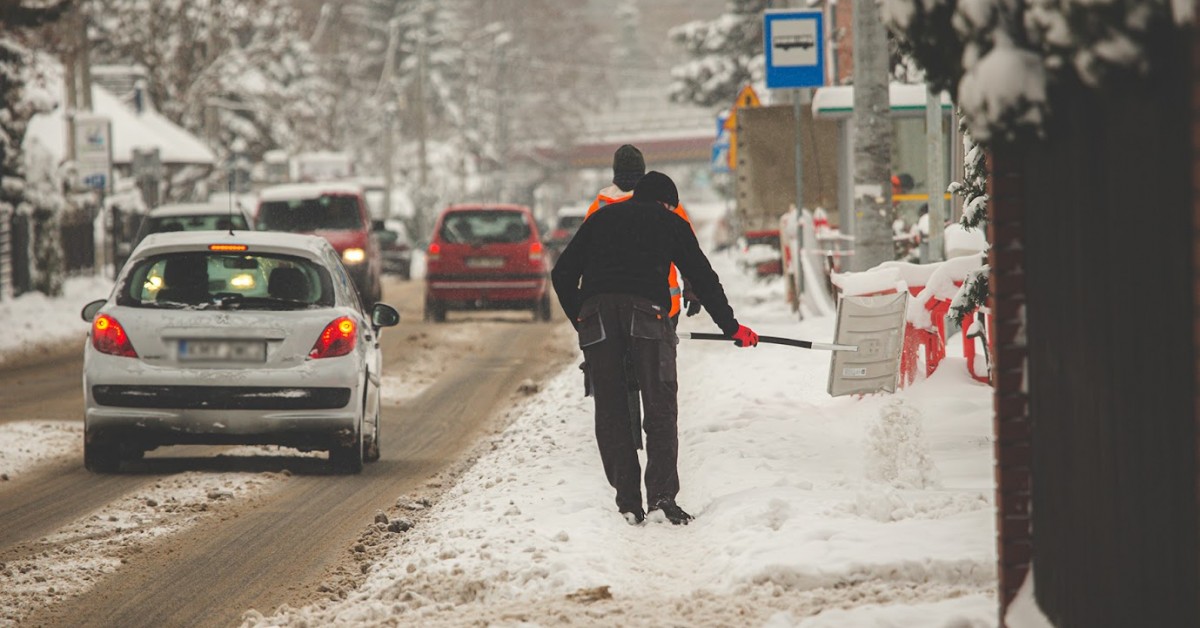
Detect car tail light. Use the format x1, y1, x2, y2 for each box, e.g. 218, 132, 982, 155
93, 314, 138, 358
309, 317, 356, 359
427, 242, 441, 261
529, 241, 544, 262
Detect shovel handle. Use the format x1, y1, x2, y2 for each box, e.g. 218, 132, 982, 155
683, 332, 857, 352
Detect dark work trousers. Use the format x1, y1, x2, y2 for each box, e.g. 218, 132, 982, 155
577, 293, 679, 513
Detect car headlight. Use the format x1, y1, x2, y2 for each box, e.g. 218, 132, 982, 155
342, 248, 366, 264
229, 273, 256, 289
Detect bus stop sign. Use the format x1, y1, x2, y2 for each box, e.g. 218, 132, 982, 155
764, 9, 825, 89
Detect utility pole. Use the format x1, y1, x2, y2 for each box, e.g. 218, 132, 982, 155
924, 87, 945, 262
78, 5, 93, 111
384, 103, 396, 221
414, 3, 430, 236
849, 0, 894, 271
205, 0, 220, 151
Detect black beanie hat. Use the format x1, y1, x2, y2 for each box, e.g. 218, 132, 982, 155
612, 144, 645, 191
631, 171, 679, 208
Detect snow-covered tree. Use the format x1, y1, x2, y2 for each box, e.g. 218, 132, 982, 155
668, 0, 768, 108
947, 119, 988, 328
882, 0, 1182, 144
87, 0, 333, 167
1, 1, 72, 297
614, 0, 644, 69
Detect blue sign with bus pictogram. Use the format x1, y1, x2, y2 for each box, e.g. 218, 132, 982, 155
764, 10, 825, 89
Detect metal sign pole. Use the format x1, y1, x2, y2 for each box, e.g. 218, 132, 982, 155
925, 87, 945, 262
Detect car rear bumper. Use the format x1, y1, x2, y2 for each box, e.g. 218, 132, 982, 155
83, 353, 364, 448
84, 408, 360, 449
426, 273, 546, 302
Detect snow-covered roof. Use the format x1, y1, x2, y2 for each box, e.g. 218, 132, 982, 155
812, 83, 953, 119
145, 203, 239, 218
24, 58, 215, 166
257, 182, 365, 202
578, 87, 714, 144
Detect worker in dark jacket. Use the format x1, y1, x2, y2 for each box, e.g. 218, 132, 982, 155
551, 171, 758, 526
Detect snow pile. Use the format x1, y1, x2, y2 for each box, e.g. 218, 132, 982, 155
1, 472, 282, 623
244, 252, 998, 626
0, 422, 80, 481
0, 275, 111, 364
864, 398, 940, 489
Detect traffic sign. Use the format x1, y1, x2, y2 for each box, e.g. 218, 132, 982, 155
764, 10, 825, 89
73, 115, 113, 193
712, 110, 731, 174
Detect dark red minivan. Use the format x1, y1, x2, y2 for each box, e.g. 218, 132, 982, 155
424, 204, 551, 322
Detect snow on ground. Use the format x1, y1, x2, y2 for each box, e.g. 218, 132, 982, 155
243, 208, 1000, 626
0, 421, 81, 481
0, 274, 111, 365
1, 470, 282, 624
1, 201, 1000, 626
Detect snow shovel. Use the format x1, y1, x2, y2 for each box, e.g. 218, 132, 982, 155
680, 332, 858, 352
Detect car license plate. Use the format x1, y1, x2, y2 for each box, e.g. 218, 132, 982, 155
466, 257, 504, 269
179, 339, 267, 362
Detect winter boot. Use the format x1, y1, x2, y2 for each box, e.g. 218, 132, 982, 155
621, 508, 645, 526
649, 499, 693, 525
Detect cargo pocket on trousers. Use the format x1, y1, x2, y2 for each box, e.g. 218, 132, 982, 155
629, 302, 667, 341
576, 302, 606, 349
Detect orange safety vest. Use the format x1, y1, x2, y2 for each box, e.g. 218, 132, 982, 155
585, 185, 694, 318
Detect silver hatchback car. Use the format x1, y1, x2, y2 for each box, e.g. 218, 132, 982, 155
81, 230, 399, 474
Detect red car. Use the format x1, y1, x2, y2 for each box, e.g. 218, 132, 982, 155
255, 183, 383, 304
424, 204, 551, 322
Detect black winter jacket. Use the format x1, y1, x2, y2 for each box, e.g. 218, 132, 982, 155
550, 198, 739, 336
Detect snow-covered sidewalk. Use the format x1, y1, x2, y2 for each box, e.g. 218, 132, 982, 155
244, 250, 998, 627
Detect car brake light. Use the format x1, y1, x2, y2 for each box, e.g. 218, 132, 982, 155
427, 242, 441, 261
209, 244, 248, 252
529, 241, 544, 261
93, 314, 138, 358
309, 316, 356, 359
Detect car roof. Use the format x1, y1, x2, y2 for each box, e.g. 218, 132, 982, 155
556, 205, 587, 217
147, 203, 241, 218
443, 203, 531, 213
132, 230, 334, 260
258, 182, 365, 202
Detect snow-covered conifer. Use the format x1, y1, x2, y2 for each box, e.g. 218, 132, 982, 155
668, 0, 768, 107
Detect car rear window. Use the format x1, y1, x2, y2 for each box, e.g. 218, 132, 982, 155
145, 213, 248, 235
256, 195, 363, 232
117, 252, 335, 310
557, 215, 585, 231
439, 210, 530, 244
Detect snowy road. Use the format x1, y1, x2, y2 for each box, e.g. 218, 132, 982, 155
0, 277, 578, 626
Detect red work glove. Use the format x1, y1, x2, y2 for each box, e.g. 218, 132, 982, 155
732, 325, 758, 348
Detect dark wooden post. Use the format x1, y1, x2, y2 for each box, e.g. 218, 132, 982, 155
988, 146, 1031, 625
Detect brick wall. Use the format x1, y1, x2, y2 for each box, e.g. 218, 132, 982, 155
987, 147, 1031, 624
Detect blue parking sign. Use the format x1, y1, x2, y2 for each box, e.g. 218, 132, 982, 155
83, 173, 107, 190
764, 10, 825, 89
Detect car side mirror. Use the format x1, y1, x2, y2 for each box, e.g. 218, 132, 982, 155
81, 299, 106, 322
370, 303, 400, 328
